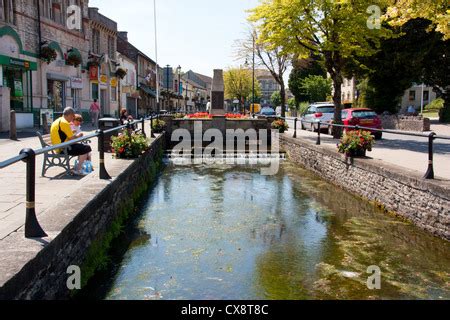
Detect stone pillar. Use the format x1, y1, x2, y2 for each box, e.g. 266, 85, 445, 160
0, 87, 11, 133
211, 69, 225, 115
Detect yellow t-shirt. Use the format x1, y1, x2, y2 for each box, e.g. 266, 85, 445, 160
50, 117, 74, 152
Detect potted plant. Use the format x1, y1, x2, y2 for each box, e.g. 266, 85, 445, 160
271, 119, 289, 133
66, 51, 82, 67
152, 119, 167, 133
111, 131, 149, 159
115, 67, 127, 79
40, 46, 57, 64
338, 130, 374, 158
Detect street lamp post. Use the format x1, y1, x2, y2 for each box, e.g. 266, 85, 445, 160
166, 64, 170, 112
177, 65, 181, 113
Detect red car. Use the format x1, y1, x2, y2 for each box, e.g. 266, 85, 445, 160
329, 108, 383, 140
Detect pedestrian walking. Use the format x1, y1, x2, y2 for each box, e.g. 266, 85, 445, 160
90, 99, 101, 127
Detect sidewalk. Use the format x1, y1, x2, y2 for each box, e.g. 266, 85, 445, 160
0, 123, 151, 240
284, 121, 450, 181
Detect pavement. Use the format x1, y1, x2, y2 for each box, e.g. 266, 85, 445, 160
0, 123, 152, 240
284, 118, 450, 180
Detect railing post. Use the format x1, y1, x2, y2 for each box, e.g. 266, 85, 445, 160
20, 148, 47, 238
141, 118, 146, 138
316, 121, 321, 145
97, 130, 112, 180
424, 132, 436, 180
293, 118, 297, 138
150, 116, 156, 138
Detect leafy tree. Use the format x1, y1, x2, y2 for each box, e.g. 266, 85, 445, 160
271, 91, 282, 107
249, 0, 391, 137
289, 55, 326, 104
300, 75, 332, 103
236, 29, 292, 117
224, 67, 262, 109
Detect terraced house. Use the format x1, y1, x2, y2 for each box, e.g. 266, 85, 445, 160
0, 0, 92, 132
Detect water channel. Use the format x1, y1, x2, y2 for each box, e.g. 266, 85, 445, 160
83, 161, 450, 300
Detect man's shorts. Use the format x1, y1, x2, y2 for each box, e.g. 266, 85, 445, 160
66, 143, 92, 156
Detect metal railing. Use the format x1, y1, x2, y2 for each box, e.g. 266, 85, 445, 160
277, 116, 450, 181
0, 116, 159, 239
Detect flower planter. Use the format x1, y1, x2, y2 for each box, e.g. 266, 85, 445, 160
347, 148, 366, 158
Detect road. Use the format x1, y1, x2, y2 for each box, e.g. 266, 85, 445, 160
284, 118, 450, 180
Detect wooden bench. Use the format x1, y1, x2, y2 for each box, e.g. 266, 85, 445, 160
37, 132, 74, 177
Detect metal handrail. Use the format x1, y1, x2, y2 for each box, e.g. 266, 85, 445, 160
274, 116, 449, 180
0, 116, 156, 238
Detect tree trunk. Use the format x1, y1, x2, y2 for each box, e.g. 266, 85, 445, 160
439, 87, 450, 123
325, 50, 344, 139
280, 82, 286, 118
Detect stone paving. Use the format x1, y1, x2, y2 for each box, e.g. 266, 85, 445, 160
0, 123, 152, 240
284, 119, 450, 180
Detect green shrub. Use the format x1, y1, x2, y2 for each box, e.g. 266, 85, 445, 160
426, 98, 444, 111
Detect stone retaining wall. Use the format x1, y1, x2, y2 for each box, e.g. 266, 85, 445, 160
0, 135, 165, 300
381, 115, 431, 132
281, 135, 450, 241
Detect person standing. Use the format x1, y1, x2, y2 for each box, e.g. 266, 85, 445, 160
90, 99, 101, 127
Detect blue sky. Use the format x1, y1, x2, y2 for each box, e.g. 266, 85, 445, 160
90, 0, 260, 77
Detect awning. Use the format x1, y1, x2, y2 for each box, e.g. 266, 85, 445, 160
139, 84, 157, 98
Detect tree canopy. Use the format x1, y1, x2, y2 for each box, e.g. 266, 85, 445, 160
224, 67, 262, 105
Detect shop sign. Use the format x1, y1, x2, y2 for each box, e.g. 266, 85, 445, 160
10, 58, 30, 69
122, 85, 131, 94
110, 77, 118, 87
100, 74, 108, 84
89, 65, 99, 80
70, 77, 83, 89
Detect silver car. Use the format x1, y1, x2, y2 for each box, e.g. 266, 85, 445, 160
301, 103, 335, 132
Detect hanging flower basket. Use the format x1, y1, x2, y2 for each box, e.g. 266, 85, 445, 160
115, 67, 127, 79
66, 51, 82, 67
40, 46, 57, 64
337, 130, 374, 158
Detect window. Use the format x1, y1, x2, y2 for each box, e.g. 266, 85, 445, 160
409, 90, 416, 101
51, 1, 62, 24
1, 0, 15, 24
108, 36, 115, 59
39, 0, 51, 19
92, 29, 100, 54
91, 83, 99, 100
423, 90, 429, 102
72, 89, 81, 111
111, 86, 116, 102
342, 111, 349, 119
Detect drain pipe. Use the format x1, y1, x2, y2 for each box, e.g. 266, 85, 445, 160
37, 0, 43, 55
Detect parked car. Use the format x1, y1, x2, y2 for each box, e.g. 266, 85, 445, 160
301, 103, 335, 132
332, 108, 383, 140
260, 107, 276, 117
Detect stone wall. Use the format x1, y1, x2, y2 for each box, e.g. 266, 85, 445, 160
0, 135, 165, 300
281, 135, 450, 241
381, 115, 431, 132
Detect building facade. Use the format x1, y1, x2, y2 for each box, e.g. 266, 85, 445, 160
116, 50, 138, 118
256, 69, 280, 106
0, 0, 91, 131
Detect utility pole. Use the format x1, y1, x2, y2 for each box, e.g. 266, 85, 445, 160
154, 0, 160, 115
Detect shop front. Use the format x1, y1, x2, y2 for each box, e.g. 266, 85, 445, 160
0, 54, 37, 112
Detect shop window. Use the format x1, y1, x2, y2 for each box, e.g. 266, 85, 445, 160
47, 79, 65, 112
91, 83, 99, 100
111, 86, 117, 102
3, 67, 24, 111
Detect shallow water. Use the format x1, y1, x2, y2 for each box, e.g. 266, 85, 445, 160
93, 161, 450, 300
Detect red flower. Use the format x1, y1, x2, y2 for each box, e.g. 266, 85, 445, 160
119, 147, 125, 153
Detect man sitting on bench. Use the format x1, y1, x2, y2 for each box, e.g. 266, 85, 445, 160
51, 107, 92, 175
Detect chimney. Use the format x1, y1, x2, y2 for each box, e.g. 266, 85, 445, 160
118, 31, 128, 41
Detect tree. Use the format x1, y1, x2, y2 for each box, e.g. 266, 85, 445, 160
249, 0, 391, 137
236, 28, 292, 117
224, 67, 261, 110
289, 55, 326, 105
384, 0, 449, 40
271, 91, 281, 107
300, 75, 332, 103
